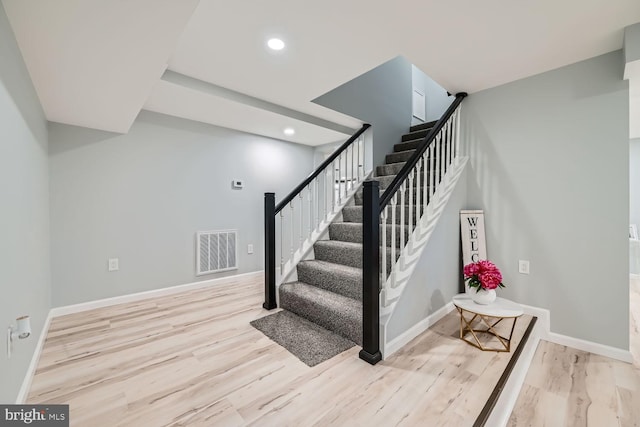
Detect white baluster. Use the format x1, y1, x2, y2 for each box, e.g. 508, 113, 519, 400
338, 153, 343, 203
448, 117, 454, 170
455, 108, 461, 161
331, 160, 336, 212
357, 137, 361, 180
315, 177, 320, 230
422, 155, 428, 217
308, 185, 312, 239
429, 144, 435, 203
350, 143, 355, 190
381, 206, 387, 285
436, 134, 441, 190
443, 122, 449, 177
408, 171, 414, 241
299, 193, 304, 249
415, 163, 421, 225
399, 183, 406, 264
290, 202, 294, 261
280, 210, 284, 274
390, 193, 397, 288
323, 170, 327, 221
361, 135, 366, 176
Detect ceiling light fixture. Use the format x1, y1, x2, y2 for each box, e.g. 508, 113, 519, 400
267, 38, 285, 51
284, 127, 295, 136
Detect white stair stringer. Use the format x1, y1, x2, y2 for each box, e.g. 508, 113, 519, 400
379, 157, 468, 349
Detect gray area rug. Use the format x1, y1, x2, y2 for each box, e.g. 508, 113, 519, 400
250, 310, 355, 367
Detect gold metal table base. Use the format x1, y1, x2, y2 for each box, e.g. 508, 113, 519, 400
456, 306, 518, 352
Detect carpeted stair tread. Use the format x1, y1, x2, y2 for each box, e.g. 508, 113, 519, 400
313, 240, 395, 270
250, 310, 355, 367
353, 186, 431, 206
279, 281, 362, 344
394, 139, 425, 152
314, 240, 362, 268
329, 222, 409, 246
401, 129, 431, 142
410, 121, 437, 132
377, 174, 435, 190
297, 260, 362, 300
377, 162, 406, 176
386, 149, 416, 164
343, 205, 415, 224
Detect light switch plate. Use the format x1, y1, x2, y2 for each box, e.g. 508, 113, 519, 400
518, 260, 530, 275
108, 258, 119, 271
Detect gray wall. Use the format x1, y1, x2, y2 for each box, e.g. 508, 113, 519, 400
313, 56, 413, 167
411, 65, 452, 126
463, 51, 629, 349
386, 165, 468, 341
631, 138, 640, 229
624, 23, 640, 65
49, 111, 314, 306
0, 3, 51, 403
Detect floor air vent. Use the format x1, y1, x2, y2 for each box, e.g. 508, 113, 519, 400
196, 230, 238, 275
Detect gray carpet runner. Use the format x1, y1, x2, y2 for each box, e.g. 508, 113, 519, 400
252, 120, 439, 365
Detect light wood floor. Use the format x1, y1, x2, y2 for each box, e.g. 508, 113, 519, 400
28, 275, 531, 427
508, 277, 640, 427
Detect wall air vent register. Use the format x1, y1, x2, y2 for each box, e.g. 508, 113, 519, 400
196, 230, 238, 275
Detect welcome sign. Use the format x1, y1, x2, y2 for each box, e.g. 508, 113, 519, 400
460, 210, 487, 265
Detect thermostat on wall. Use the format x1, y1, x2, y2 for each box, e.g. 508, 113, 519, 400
232, 179, 244, 189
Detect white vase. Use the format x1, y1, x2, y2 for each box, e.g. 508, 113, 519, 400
473, 288, 496, 305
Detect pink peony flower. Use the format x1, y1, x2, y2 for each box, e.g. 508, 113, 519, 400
477, 260, 498, 273
464, 260, 506, 291
479, 271, 502, 290
463, 263, 480, 277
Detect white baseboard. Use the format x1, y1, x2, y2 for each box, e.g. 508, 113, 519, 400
520, 304, 550, 340
546, 332, 633, 363
50, 270, 264, 317
383, 302, 455, 358
520, 302, 632, 363
15, 310, 54, 404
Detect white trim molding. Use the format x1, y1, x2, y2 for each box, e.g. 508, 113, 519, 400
383, 302, 455, 358
15, 311, 54, 404
546, 332, 633, 363
520, 302, 632, 363
50, 270, 263, 317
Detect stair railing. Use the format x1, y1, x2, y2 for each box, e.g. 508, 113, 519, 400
360, 93, 467, 364
264, 124, 372, 310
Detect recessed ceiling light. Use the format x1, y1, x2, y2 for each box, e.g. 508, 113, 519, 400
267, 38, 285, 51
284, 127, 295, 136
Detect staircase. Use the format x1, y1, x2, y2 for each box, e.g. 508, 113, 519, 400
278, 120, 438, 347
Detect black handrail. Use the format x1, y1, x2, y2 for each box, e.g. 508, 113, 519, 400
275, 123, 371, 214
379, 93, 467, 209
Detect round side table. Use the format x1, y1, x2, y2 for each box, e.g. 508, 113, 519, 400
452, 293, 524, 352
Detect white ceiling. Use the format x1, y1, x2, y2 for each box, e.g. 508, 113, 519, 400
4, 0, 640, 143
2, 0, 199, 133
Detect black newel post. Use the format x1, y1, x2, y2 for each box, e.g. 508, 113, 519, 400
263, 192, 277, 310
359, 180, 382, 365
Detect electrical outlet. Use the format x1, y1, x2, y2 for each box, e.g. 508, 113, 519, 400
108, 258, 119, 271
248, 244, 254, 254
518, 260, 530, 275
